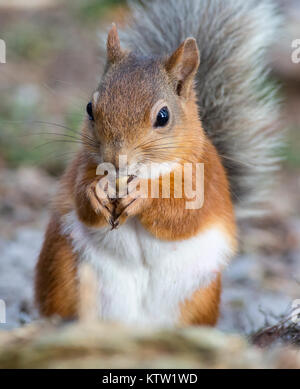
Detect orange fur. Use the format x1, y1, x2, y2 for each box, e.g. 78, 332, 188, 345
139, 106, 236, 242
35, 32, 237, 325
35, 215, 78, 318
180, 274, 222, 326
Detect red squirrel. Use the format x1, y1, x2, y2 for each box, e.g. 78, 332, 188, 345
35, 0, 281, 327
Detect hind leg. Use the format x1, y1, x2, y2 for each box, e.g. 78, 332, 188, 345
35, 215, 79, 319
180, 274, 222, 326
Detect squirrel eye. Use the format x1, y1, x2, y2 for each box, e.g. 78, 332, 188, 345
86, 102, 94, 121
154, 107, 169, 128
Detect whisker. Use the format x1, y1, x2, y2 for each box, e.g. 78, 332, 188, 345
32, 139, 93, 151
21, 120, 97, 146
135, 135, 178, 150
24, 131, 99, 149
30, 150, 79, 170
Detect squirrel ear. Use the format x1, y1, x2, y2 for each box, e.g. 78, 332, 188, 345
165, 38, 200, 98
107, 23, 125, 64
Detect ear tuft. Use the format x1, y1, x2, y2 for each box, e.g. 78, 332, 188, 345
107, 23, 125, 64
165, 38, 200, 98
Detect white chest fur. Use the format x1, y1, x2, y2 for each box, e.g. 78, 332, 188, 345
62, 212, 233, 327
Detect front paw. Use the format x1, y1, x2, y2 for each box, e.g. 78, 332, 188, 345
87, 180, 115, 227
112, 179, 148, 229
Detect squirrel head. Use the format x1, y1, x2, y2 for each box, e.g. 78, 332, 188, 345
83, 24, 204, 176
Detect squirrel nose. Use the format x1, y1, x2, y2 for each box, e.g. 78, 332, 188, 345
102, 153, 127, 174
102, 150, 119, 167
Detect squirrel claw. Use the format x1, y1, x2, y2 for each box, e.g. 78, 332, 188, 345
113, 220, 120, 230
109, 217, 120, 231
109, 217, 115, 229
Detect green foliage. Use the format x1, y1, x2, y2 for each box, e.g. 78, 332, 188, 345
73, 0, 126, 22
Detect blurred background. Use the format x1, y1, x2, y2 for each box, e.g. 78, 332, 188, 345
0, 0, 299, 334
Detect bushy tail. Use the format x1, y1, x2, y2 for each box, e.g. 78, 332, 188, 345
118, 0, 282, 220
